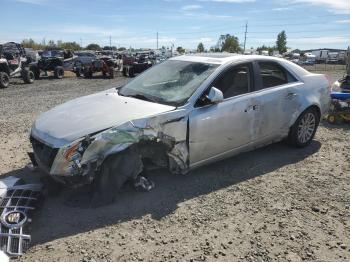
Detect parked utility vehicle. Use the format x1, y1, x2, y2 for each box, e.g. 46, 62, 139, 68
0, 42, 35, 88
30, 49, 76, 79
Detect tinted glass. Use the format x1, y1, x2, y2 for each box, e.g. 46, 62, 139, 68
212, 64, 251, 99
258, 62, 296, 89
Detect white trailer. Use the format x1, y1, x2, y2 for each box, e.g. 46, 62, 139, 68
312, 50, 328, 63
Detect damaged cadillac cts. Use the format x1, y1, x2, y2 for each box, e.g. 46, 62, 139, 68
28, 54, 330, 197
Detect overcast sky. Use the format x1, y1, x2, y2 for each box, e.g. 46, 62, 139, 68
1, 0, 350, 50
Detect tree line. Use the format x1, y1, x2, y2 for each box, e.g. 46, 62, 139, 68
177, 30, 287, 54
21, 30, 287, 54
21, 38, 127, 51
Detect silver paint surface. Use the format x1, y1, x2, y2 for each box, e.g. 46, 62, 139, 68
30, 54, 330, 177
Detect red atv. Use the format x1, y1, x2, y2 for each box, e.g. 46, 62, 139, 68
83, 56, 116, 78
122, 54, 153, 77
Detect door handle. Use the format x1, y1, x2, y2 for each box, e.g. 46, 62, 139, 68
244, 105, 259, 112
285, 93, 298, 99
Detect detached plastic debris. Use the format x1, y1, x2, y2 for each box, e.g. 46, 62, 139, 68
134, 176, 155, 192
0, 176, 43, 257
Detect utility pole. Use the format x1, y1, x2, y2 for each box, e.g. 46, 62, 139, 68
243, 21, 248, 53
109, 35, 112, 49
156, 32, 159, 50
80, 38, 82, 48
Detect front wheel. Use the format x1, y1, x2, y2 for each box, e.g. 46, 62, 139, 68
22, 69, 35, 84
54, 66, 64, 79
287, 107, 320, 148
0, 71, 10, 88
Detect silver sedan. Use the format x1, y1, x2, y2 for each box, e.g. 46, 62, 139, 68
29, 54, 330, 193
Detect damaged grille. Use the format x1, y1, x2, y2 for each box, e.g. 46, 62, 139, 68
30, 136, 58, 170
0, 186, 42, 256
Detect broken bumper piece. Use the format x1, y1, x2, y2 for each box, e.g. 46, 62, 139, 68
0, 176, 43, 257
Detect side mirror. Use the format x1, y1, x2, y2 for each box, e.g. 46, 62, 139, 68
207, 86, 224, 104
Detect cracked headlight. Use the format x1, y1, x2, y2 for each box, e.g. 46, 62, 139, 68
51, 136, 93, 176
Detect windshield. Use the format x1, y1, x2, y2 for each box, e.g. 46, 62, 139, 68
42, 50, 63, 58
118, 60, 218, 106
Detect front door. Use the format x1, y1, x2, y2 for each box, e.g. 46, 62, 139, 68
189, 63, 256, 165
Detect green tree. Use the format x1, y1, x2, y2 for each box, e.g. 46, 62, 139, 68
256, 45, 275, 55
85, 43, 101, 51
197, 42, 205, 52
176, 46, 185, 54
103, 46, 117, 51
276, 30, 287, 54
48, 40, 56, 47
217, 34, 241, 53
118, 47, 126, 51
59, 42, 81, 51
21, 38, 41, 49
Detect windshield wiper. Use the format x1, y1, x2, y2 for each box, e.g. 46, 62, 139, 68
127, 94, 154, 102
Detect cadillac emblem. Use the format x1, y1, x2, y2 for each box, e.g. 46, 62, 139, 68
0, 210, 27, 229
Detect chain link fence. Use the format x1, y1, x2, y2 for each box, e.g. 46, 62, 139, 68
302, 63, 347, 72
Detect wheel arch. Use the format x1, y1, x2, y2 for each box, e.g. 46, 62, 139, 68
0, 63, 10, 75
289, 103, 321, 131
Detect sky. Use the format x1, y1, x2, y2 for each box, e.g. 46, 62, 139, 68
1, 0, 350, 50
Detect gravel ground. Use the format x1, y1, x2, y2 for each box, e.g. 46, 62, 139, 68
0, 71, 349, 262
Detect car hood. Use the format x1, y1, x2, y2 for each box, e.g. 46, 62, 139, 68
31, 88, 175, 147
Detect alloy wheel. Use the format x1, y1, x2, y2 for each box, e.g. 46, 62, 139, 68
297, 112, 316, 143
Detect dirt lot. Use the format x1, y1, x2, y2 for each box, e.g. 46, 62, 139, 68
0, 71, 349, 262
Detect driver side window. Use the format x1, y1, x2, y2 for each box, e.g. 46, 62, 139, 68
212, 64, 252, 99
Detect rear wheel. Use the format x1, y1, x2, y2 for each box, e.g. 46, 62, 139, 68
0, 72, 10, 88
32, 67, 40, 79
327, 114, 342, 125
128, 67, 134, 77
22, 69, 35, 84
54, 66, 64, 79
287, 107, 320, 147
109, 68, 115, 79
75, 62, 83, 77
75, 67, 82, 77
84, 68, 92, 78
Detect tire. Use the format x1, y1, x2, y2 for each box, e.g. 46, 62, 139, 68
287, 107, 320, 148
0, 72, 10, 88
109, 68, 115, 79
75, 67, 82, 77
54, 66, 64, 79
84, 68, 92, 78
32, 68, 40, 79
128, 67, 134, 77
91, 147, 143, 207
75, 62, 83, 77
327, 114, 342, 125
22, 69, 35, 84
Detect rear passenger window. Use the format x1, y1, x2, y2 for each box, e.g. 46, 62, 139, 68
258, 62, 297, 89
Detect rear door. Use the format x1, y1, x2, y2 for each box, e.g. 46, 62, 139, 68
250, 61, 300, 142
